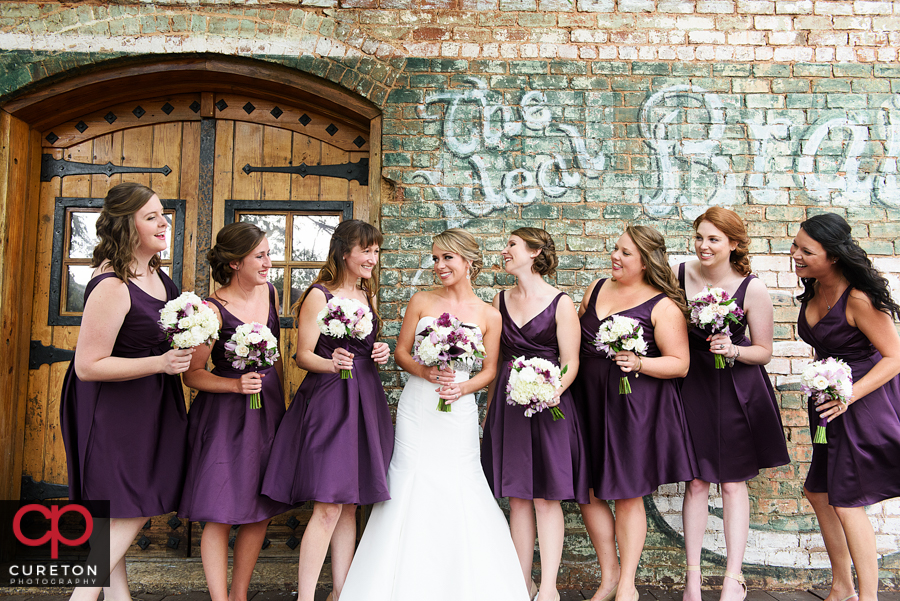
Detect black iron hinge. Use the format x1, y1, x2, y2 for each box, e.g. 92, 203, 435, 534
29, 340, 75, 369
41, 154, 171, 182
242, 158, 369, 186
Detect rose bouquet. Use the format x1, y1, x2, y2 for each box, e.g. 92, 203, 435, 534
159, 291, 220, 349
412, 312, 486, 412
316, 297, 374, 379
594, 315, 648, 394
800, 357, 853, 444
688, 286, 746, 369
505, 356, 567, 421
224, 322, 280, 409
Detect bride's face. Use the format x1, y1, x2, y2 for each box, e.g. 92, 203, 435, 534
431, 244, 470, 287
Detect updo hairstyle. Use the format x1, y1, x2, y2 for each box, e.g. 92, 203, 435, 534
432, 228, 483, 280
511, 227, 558, 277
207, 222, 267, 287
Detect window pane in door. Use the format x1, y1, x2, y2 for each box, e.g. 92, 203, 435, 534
292, 215, 339, 261
68, 212, 100, 259
240, 214, 286, 261
66, 265, 95, 312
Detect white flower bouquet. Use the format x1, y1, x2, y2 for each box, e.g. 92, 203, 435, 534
800, 357, 853, 444
688, 286, 746, 369
505, 356, 567, 421
594, 315, 648, 394
224, 322, 280, 409
158, 291, 220, 349
412, 312, 486, 412
316, 297, 374, 379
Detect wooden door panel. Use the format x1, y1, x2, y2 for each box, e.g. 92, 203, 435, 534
291, 133, 321, 201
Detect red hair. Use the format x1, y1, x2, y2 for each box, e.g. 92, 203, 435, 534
692, 207, 751, 276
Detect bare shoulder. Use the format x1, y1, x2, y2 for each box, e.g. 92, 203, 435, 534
481, 301, 502, 329
89, 273, 129, 302
847, 288, 875, 312
554, 290, 576, 312
744, 276, 771, 301
652, 295, 686, 321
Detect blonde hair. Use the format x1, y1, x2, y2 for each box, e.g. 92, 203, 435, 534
91, 182, 160, 283
625, 224, 689, 317
511, 227, 558, 277
432, 228, 482, 280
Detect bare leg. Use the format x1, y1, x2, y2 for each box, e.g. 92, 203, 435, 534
720, 482, 750, 601
580, 491, 621, 601
833, 506, 878, 601
200, 522, 232, 601
613, 497, 646, 601
805, 489, 856, 601
69, 516, 146, 601
682, 479, 710, 601
534, 499, 565, 601
329, 505, 358, 599
229, 519, 272, 601
297, 503, 344, 601
509, 497, 537, 589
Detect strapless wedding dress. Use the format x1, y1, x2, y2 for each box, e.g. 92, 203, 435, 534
340, 317, 530, 601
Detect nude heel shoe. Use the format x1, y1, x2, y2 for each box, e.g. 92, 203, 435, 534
723, 571, 747, 601
529, 580, 539, 601
596, 584, 619, 601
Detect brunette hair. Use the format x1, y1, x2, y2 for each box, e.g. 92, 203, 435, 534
511, 227, 558, 277
207, 222, 268, 287
432, 228, 483, 280
692, 207, 752, 276
625, 224, 689, 317
294, 219, 383, 324
797, 213, 900, 319
91, 182, 160, 282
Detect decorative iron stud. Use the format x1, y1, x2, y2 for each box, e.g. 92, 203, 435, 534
261, 538, 271, 550
166, 536, 181, 550
136, 535, 151, 550
298, 114, 311, 126
104, 112, 117, 125
270, 107, 283, 119
325, 124, 338, 136
46, 132, 59, 144
189, 101, 201, 114
133, 106, 146, 119
243, 102, 255, 115
75, 121, 88, 133
286, 536, 300, 550
161, 102, 174, 115
143, 519, 152, 530
228, 536, 236, 549
286, 516, 300, 530
215, 99, 228, 111
167, 516, 182, 530
353, 136, 366, 148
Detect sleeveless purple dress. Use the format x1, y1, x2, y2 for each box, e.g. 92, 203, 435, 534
178, 283, 291, 524
60, 271, 188, 518
262, 284, 393, 505
678, 264, 789, 483
571, 280, 697, 500
799, 287, 900, 507
481, 291, 590, 504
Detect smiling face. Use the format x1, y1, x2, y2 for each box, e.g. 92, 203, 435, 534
791, 227, 834, 280
344, 242, 379, 281
500, 234, 538, 276
234, 237, 272, 286
432, 244, 470, 287
610, 232, 645, 284
694, 220, 736, 269
133, 194, 168, 255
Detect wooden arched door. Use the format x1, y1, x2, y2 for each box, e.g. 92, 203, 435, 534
24, 89, 373, 558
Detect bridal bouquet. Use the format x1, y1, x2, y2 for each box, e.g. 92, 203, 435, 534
224, 322, 280, 409
594, 315, 648, 395
688, 286, 746, 369
412, 312, 486, 412
800, 357, 853, 444
505, 356, 567, 421
316, 297, 374, 379
159, 291, 220, 349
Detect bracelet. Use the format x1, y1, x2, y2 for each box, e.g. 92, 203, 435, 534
635, 357, 642, 377
725, 346, 740, 368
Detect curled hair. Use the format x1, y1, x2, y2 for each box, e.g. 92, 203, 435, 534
797, 213, 900, 319
294, 219, 383, 326
625, 224, 689, 317
432, 228, 483, 280
207, 222, 267, 287
91, 182, 160, 282
692, 207, 752, 277
511, 227, 558, 278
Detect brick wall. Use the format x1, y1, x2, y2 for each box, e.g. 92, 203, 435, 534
2, 0, 900, 589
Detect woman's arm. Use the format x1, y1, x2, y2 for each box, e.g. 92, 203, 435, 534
618, 298, 690, 379
482, 293, 504, 419
555, 294, 581, 394
74, 277, 192, 381
294, 287, 343, 375
393, 292, 433, 379
578, 279, 600, 319
710, 277, 774, 366
448, 305, 503, 399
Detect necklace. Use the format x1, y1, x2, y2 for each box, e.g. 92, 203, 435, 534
823, 279, 843, 310
703, 268, 731, 290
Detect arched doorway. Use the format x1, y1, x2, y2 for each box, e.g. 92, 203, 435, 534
0, 55, 383, 559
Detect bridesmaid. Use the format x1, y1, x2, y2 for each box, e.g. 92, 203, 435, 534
60, 182, 191, 601
481, 227, 589, 601
261, 220, 393, 601
572, 225, 696, 601
179, 222, 291, 601
792, 213, 900, 601
679, 207, 789, 601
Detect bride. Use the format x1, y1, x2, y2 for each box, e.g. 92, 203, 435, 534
340, 229, 530, 601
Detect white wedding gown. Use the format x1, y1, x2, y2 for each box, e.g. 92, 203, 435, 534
340, 318, 530, 601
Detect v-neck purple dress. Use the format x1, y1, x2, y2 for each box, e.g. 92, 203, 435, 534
799, 287, 900, 507
571, 279, 697, 500
678, 264, 789, 483
481, 291, 590, 504
178, 283, 291, 524
262, 284, 394, 506
60, 271, 188, 518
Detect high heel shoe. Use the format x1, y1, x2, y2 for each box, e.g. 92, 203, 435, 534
529, 580, 539, 601
723, 571, 747, 601
596, 584, 618, 601
839, 594, 858, 601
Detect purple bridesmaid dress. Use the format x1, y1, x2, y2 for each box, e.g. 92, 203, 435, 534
799, 287, 900, 507
178, 283, 291, 524
571, 279, 697, 500
60, 271, 188, 518
678, 263, 789, 483
481, 291, 590, 504
261, 284, 393, 506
